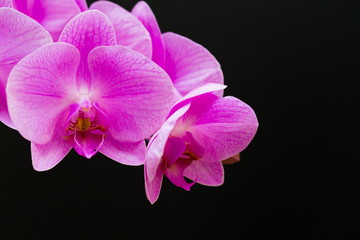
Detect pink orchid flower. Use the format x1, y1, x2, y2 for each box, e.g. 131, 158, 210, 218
87, 1, 223, 101
132, 1, 224, 100
0, 7, 52, 128
89, 0, 152, 60
145, 84, 258, 204
0, 0, 88, 40
6, 10, 174, 171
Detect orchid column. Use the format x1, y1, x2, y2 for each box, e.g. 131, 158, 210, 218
6, 10, 174, 171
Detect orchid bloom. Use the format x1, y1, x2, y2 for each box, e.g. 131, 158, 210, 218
6, 10, 174, 171
132, 1, 224, 100
0, 7, 52, 128
87, 1, 223, 101
145, 84, 258, 203
0, 0, 88, 40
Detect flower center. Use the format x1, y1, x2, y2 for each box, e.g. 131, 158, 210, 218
68, 106, 103, 133
65, 98, 109, 158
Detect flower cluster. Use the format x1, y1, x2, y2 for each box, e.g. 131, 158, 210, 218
0, 0, 258, 203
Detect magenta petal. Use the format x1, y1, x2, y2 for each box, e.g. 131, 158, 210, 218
169, 83, 226, 117
0, 7, 52, 64
183, 132, 205, 160
31, 113, 72, 171
187, 94, 259, 162
162, 32, 224, 97
59, 10, 116, 92
163, 137, 186, 167
0, 63, 15, 128
74, 0, 88, 11
0, 0, 12, 7
145, 103, 190, 182
132, 1, 165, 67
0, 8, 52, 127
29, 0, 83, 41
99, 134, 146, 166
7, 43, 80, 144
90, 1, 152, 59
184, 160, 224, 186
88, 45, 174, 142
145, 160, 163, 204
164, 158, 195, 191
73, 132, 104, 159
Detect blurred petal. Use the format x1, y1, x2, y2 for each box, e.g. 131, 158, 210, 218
59, 10, 116, 92
184, 160, 224, 186
145, 160, 163, 204
7, 43, 80, 144
0, 0, 12, 7
162, 32, 224, 97
31, 112, 72, 171
132, 1, 164, 67
74, 0, 88, 11
100, 134, 146, 166
30, 0, 83, 41
187, 94, 258, 162
146, 103, 190, 182
90, 1, 152, 59
0, 7, 52, 64
88, 45, 174, 142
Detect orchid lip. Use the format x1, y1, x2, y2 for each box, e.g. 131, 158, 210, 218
161, 131, 204, 191
65, 98, 109, 158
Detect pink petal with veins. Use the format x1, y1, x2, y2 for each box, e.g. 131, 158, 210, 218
187, 94, 258, 162
132, 1, 165, 67
7, 43, 79, 144
100, 134, 146, 166
162, 32, 224, 98
90, 0, 152, 59
31, 112, 72, 171
88, 45, 174, 142
59, 10, 116, 93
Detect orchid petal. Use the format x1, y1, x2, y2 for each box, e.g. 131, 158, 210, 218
146, 103, 190, 182
0, 8, 52, 127
132, 1, 165, 67
164, 158, 194, 191
187, 94, 258, 162
90, 1, 152, 59
29, 0, 83, 41
183, 132, 205, 160
73, 131, 105, 159
162, 32, 224, 97
7, 43, 79, 144
145, 160, 163, 204
88, 45, 174, 142
0, 63, 15, 128
184, 160, 224, 186
31, 112, 72, 171
74, 0, 88, 11
163, 137, 186, 167
99, 134, 146, 166
0, 7, 52, 64
59, 10, 116, 93
169, 83, 226, 117
0, 0, 12, 7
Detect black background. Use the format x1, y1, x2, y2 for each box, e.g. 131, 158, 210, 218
1, 0, 359, 237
